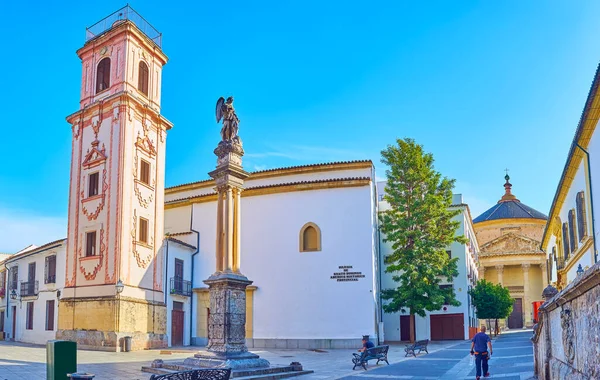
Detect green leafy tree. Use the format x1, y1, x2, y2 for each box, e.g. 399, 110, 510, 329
379, 138, 467, 342
468, 279, 513, 335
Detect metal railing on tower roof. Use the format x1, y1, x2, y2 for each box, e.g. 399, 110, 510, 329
85, 4, 162, 48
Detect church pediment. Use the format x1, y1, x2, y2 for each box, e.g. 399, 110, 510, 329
480, 232, 543, 255
82, 142, 107, 169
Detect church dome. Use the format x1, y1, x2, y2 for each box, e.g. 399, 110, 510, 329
473, 174, 548, 223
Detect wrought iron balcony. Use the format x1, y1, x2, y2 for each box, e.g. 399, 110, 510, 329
170, 277, 192, 297
45, 274, 56, 284
20, 281, 39, 297
85, 5, 162, 47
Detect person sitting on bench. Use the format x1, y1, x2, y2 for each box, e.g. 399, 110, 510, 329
358, 335, 374, 352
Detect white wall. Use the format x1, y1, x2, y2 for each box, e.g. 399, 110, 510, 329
182, 183, 377, 341
165, 242, 193, 347
3, 244, 65, 345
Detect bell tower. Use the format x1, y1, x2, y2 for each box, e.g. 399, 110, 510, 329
57, 6, 172, 351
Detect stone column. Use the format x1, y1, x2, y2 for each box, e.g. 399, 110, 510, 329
495, 264, 504, 285
189, 139, 269, 369
540, 263, 548, 287
479, 266, 486, 281
523, 263, 531, 327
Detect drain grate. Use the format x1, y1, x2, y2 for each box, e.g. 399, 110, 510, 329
280, 355, 294, 358
309, 349, 328, 353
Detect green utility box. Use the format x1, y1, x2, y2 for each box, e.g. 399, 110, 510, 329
47, 340, 77, 380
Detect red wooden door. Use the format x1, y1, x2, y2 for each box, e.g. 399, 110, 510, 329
508, 298, 523, 329
430, 314, 464, 340
171, 310, 184, 346
400, 315, 412, 341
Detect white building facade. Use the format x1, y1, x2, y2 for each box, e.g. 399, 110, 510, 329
0, 240, 66, 345
164, 161, 381, 348
378, 186, 480, 342
542, 64, 600, 289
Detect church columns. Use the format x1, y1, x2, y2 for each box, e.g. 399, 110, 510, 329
479, 266, 485, 280
523, 263, 531, 326
540, 262, 548, 287
495, 264, 504, 285
225, 186, 234, 272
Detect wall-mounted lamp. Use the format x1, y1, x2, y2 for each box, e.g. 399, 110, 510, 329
10, 289, 17, 300
116, 279, 124, 294
576, 264, 584, 277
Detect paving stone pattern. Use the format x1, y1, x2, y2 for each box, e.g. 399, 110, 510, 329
339, 330, 535, 380
0, 332, 533, 380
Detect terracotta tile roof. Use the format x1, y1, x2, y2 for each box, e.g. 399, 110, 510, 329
167, 237, 196, 250
165, 160, 373, 191
166, 176, 371, 205
168, 231, 193, 237
5, 238, 67, 263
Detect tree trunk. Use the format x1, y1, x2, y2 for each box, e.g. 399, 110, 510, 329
495, 319, 499, 337
486, 319, 491, 333
409, 313, 416, 343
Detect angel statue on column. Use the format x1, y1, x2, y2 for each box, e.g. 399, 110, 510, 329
216, 96, 240, 144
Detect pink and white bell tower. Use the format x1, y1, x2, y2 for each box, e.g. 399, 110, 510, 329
58, 6, 172, 351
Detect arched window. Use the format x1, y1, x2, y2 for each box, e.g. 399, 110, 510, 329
299, 222, 321, 252
96, 58, 111, 94
138, 61, 149, 96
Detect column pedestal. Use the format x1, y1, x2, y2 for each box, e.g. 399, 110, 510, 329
184, 272, 269, 369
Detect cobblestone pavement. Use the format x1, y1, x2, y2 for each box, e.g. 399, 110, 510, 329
339, 330, 534, 380
0, 340, 462, 379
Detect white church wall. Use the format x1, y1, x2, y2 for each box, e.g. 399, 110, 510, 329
243, 185, 376, 346
164, 206, 192, 235
185, 183, 377, 347
165, 165, 372, 203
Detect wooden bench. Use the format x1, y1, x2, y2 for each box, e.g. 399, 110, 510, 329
150, 368, 232, 380
352, 345, 390, 370
404, 339, 429, 357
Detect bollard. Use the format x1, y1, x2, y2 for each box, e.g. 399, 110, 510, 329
47, 340, 77, 380
67, 373, 95, 379
123, 336, 132, 352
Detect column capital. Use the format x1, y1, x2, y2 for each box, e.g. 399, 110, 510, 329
495, 264, 504, 272
522, 263, 531, 271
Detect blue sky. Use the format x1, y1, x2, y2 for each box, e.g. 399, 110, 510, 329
1, 1, 599, 252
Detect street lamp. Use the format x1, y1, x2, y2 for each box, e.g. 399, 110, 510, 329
576, 264, 584, 277
10, 290, 17, 300
116, 279, 124, 294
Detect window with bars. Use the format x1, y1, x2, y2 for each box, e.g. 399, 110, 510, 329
140, 159, 151, 185
46, 300, 55, 331
88, 172, 99, 197
139, 217, 149, 244
86, 231, 97, 257
96, 58, 111, 93
9, 267, 18, 290
26, 302, 34, 330
576, 191, 587, 242
138, 61, 149, 96
45, 256, 56, 284
568, 209, 577, 253
562, 223, 570, 259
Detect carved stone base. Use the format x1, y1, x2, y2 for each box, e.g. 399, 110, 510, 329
204, 272, 252, 354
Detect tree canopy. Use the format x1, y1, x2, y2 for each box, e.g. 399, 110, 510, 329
379, 138, 467, 318
468, 279, 514, 320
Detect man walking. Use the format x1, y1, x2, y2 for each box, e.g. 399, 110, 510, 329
470, 326, 493, 379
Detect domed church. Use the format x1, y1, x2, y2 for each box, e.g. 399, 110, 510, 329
473, 175, 548, 329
